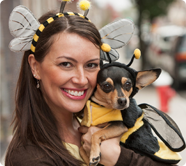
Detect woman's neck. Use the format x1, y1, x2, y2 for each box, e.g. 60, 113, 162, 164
55, 112, 82, 147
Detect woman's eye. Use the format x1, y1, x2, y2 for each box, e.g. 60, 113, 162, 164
59, 62, 72, 68
87, 63, 98, 68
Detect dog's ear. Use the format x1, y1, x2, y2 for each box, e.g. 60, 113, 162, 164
136, 68, 161, 89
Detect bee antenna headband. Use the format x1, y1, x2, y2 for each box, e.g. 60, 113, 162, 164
9, 0, 138, 64
9, 0, 91, 53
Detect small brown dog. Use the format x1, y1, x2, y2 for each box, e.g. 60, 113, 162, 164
80, 61, 162, 166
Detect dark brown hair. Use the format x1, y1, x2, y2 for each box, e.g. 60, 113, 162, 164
5, 10, 101, 166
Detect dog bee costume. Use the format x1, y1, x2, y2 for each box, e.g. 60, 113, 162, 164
9, 0, 185, 164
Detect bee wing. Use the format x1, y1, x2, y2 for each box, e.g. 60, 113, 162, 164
99, 19, 135, 49
9, 5, 40, 52
9, 36, 33, 52
100, 49, 119, 62
139, 103, 186, 152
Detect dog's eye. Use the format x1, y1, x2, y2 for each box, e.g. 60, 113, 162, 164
100, 82, 113, 93
124, 82, 132, 91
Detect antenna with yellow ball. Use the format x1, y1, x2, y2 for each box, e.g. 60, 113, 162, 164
101, 43, 112, 63
60, 0, 91, 17
127, 48, 141, 67
78, 0, 91, 17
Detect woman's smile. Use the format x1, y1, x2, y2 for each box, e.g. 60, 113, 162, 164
62, 88, 87, 100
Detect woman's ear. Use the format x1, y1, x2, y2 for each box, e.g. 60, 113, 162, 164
28, 54, 41, 80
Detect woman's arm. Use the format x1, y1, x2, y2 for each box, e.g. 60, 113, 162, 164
79, 126, 174, 166
116, 146, 173, 166
8, 145, 55, 166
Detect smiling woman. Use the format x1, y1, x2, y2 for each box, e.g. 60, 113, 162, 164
5, 5, 102, 166
5, 1, 180, 166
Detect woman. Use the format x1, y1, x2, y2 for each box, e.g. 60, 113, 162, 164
5, 6, 174, 166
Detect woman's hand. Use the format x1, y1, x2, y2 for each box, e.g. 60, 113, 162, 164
79, 126, 121, 166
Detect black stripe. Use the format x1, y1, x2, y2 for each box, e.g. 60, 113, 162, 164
74, 12, 79, 16
84, 16, 89, 20
43, 21, 49, 27
53, 15, 59, 20
64, 13, 69, 16
36, 30, 41, 36
32, 40, 37, 47
30, 50, 34, 54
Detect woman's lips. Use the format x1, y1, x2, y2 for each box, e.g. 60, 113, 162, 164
62, 88, 87, 100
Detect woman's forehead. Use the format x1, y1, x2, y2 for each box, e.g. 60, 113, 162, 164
44, 32, 100, 61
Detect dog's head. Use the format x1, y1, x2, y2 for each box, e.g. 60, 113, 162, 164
92, 62, 161, 110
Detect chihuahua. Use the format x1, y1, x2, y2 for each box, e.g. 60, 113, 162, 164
80, 61, 163, 166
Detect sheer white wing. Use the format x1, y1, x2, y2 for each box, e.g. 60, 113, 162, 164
9, 36, 33, 52
9, 5, 40, 52
100, 49, 119, 62
99, 19, 135, 49
139, 103, 186, 152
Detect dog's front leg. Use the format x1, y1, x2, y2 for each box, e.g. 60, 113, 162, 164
89, 122, 128, 166
80, 146, 89, 165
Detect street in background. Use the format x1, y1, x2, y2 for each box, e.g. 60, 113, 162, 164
147, 25, 186, 88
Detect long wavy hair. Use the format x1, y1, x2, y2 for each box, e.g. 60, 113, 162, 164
5, 10, 101, 166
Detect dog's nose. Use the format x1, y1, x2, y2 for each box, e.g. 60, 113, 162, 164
117, 98, 127, 107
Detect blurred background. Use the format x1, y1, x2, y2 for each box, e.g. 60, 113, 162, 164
0, 0, 186, 165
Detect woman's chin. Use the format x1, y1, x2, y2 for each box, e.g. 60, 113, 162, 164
64, 101, 86, 113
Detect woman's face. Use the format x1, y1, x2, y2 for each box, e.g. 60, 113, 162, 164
35, 32, 100, 114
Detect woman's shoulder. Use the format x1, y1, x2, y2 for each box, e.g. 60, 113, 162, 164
9, 141, 55, 166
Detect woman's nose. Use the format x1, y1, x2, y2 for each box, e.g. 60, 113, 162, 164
72, 68, 88, 86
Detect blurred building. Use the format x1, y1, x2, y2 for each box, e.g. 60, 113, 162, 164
168, 0, 186, 26
152, 0, 186, 27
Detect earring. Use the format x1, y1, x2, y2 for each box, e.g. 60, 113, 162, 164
37, 80, 40, 88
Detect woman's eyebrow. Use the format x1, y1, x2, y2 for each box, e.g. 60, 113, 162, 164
57, 56, 100, 63
57, 56, 77, 62
87, 58, 100, 63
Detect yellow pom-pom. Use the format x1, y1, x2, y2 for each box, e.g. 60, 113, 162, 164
79, 0, 91, 11
134, 49, 141, 59
101, 43, 111, 52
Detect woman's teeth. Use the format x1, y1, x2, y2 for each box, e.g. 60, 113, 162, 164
64, 89, 84, 96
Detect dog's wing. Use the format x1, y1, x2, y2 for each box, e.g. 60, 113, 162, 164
139, 103, 186, 152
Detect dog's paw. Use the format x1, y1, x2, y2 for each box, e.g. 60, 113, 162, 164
89, 153, 101, 166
